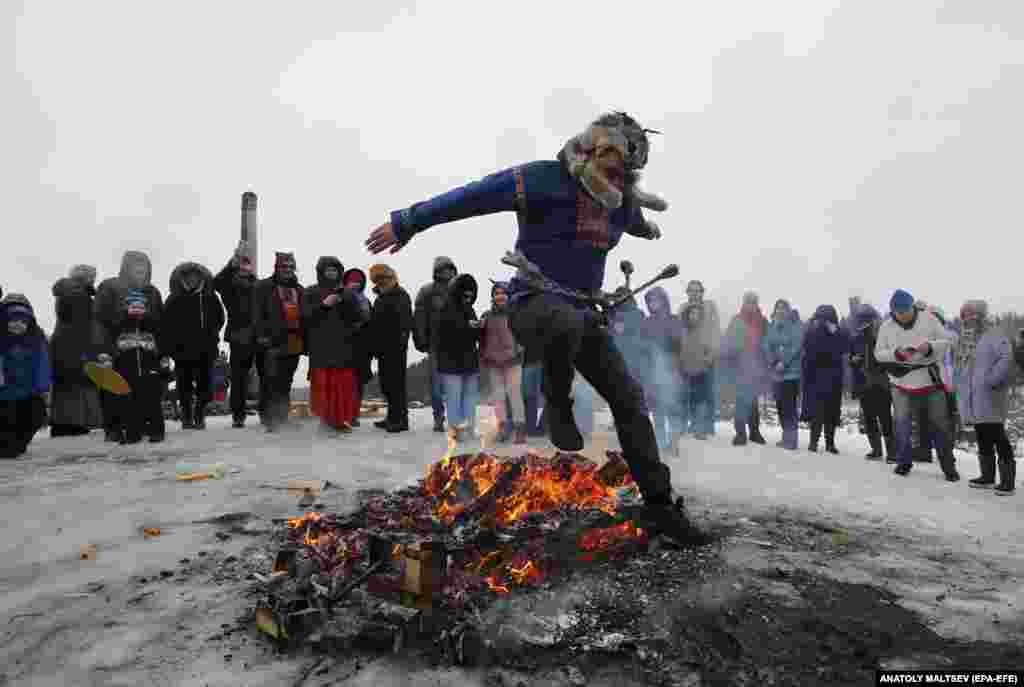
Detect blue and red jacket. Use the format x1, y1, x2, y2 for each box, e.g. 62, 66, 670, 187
390, 160, 654, 298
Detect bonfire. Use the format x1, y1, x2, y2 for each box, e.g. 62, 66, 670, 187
257, 448, 652, 657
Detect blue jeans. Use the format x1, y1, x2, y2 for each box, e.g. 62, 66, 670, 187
441, 373, 480, 431
682, 372, 713, 435
573, 378, 596, 437
893, 389, 954, 468
428, 354, 445, 423
521, 363, 543, 434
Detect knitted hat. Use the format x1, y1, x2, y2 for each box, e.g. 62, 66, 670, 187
274, 252, 296, 270
960, 299, 989, 321
124, 288, 147, 309
890, 290, 914, 313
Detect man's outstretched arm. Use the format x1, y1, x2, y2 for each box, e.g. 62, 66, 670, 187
367, 167, 519, 254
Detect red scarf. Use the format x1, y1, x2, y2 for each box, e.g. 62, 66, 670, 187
739, 304, 764, 353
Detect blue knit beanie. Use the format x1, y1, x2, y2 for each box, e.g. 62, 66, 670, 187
890, 289, 914, 313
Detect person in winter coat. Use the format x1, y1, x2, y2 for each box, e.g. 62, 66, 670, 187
684, 278, 724, 430
111, 287, 169, 444
801, 305, 849, 453
368, 264, 413, 432
761, 299, 803, 450
162, 262, 225, 430
302, 257, 363, 433
94, 250, 163, 442
342, 267, 374, 423
213, 241, 265, 428
956, 299, 1015, 494
252, 252, 305, 432
436, 274, 483, 444
365, 111, 710, 547
480, 281, 527, 444
875, 289, 958, 480
722, 292, 769, 446
849, 304, 894, 460
49, 265, 106, 437
413, 256, 457, 432
0, 295, 51, 458
640, 287, 684, 451
678, 302, 717, 441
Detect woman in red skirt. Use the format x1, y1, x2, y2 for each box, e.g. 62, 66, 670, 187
302, 257, 363, 434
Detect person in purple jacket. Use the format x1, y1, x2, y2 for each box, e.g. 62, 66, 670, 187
366, 112, 710, 546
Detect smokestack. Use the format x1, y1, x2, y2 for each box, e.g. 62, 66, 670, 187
240, 191, 259, 276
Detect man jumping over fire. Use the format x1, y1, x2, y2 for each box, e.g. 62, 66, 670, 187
366, 112, 711, 547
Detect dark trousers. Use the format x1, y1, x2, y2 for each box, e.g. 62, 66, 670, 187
859, 385, 893, 448
262, 354, 300, 427
229, 343, 265, 418
379, 349, 409, 424
116, 366, 165, 441
975, 422, 1014, 460
510, 293, 672, 504
175, 354, 213, 419
101, 390, 120, 433
0, 396, 46, 458
810, 389, 842, 446
774, 380, 800, 439
683, 371, 713, 434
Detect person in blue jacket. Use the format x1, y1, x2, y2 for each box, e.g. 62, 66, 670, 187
761, 299, 803, 450
366, 112, 709, 546
0, 294, 51, 458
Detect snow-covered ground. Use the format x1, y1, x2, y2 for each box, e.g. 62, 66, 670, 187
0, 408, 1021, 685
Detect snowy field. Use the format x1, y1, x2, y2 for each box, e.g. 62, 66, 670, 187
0, 408, 1021, 685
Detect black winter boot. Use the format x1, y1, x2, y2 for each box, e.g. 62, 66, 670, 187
193, 402, 207, 430
547, 399, 584, 452
433, 418, 446, 433
808, 422, 821, 452
732, 428, 747, 446
995, 458, 1016, 496
181, 401, 194, 429
938, 449, 959, 482
825, 426, 839, 454
969, 454, 997, 489
748, 427, 766, 445
865, 434, 883, 460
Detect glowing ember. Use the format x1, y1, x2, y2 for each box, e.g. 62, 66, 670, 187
424, 453, 635, 527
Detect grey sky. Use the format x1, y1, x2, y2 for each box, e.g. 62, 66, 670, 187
5, 0, 1023, 350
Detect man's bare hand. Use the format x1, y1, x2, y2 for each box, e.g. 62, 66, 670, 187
366, 222, 403, 255
322, 293, 341, 307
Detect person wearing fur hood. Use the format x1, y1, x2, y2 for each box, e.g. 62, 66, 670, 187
0, 294, 51, 458
368, 264, 413, 432
93, 251, 163, 442
49, 265, 107, 437
366, 112, 711, 547
163, 262, 225, 430
956, 299, 1015, 494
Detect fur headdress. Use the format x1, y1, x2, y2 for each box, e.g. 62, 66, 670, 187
558, 111, 668, 213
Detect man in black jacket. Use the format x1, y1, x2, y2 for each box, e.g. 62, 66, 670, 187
214, 242, 264, 428
413, 256, 456, 432
163, 262, 225, 430
369, 264, 414, 432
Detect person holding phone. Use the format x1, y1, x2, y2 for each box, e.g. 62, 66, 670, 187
874, 289, 957, 480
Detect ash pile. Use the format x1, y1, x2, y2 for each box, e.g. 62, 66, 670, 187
247, 450, 685, 666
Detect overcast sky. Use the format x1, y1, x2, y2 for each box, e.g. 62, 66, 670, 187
5, 0, 1023, 348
